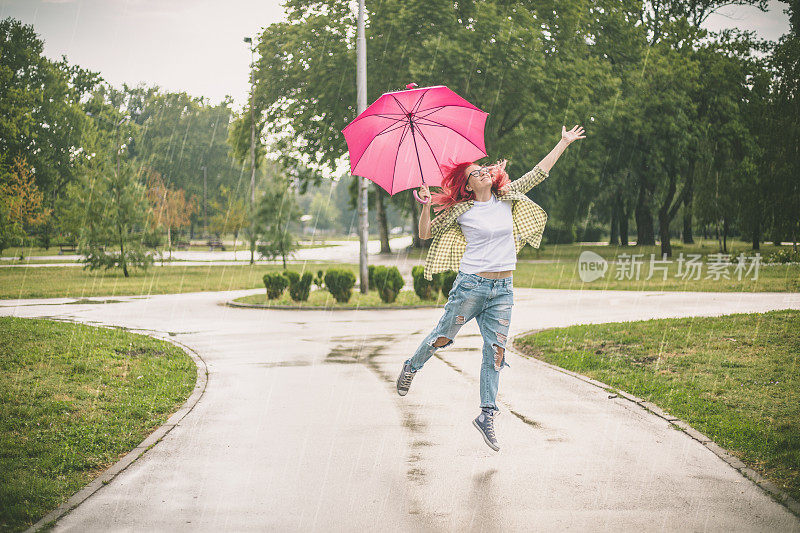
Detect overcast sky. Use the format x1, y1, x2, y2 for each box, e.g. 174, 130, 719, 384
1, 0, 792, 111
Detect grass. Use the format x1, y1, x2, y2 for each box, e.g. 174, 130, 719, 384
0, 317, 197, 532
513, 310, 800, 505
0, 238, 374, 259
234, 287, 446, 309
0, 262, 353, 300
510, 260, 800, 292
404, 239, 788, 263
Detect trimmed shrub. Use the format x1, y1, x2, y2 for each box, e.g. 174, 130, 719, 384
767, 248, 800, 263
325, 269, 356, 303
372, 265, 404, 303
313, 269, 325, 289
283, 270, 300, 286
440, 270, 458, 298
411, 265, 441, 300
263, 272, 289, 299
288, 272, 313, 301
367, 265, 376, 290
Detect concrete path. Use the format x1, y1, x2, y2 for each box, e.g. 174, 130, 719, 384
3, 289, 800, 531
0, 236, 414, 265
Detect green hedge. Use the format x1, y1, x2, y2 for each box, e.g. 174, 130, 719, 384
372, 266, 404, 303
324, 269, 356, 303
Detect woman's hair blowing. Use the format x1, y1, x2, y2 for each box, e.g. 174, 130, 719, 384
429, 159, 510, 214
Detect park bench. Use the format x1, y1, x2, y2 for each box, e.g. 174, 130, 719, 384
173, 240, 190, 250
207, 238, 226, 251
58, 243, 78, 254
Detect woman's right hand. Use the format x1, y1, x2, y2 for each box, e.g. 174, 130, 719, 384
417, 184, 431, 203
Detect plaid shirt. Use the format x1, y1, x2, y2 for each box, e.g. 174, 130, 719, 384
422, 165, 549, 281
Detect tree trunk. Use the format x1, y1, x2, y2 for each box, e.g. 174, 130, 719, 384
375, 187, 391, 253
609, 199, 619, 246
720, 217, 728, 253
120, 233, 129, 277
682, 174, 694, 244
658, 215, 672, 257
619, 208, 629, 246
751, 219, 760, 251
635, 183, 656, 246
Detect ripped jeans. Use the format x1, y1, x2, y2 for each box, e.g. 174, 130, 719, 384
406, 271, 513, 411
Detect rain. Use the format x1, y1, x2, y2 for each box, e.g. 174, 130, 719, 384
0, 0, 798, 531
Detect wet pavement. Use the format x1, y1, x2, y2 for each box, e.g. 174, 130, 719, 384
3, 288, 800, 531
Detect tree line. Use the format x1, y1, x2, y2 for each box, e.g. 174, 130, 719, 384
243, 0, 799, 256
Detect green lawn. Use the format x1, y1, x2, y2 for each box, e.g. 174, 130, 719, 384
511, 260, 800, 292
405, 239, 788, 263
0, 317, 197, 532
235, 287, 445, 309
513, 310, 800, 504
0, 239, 365, 259
0, 263, 353, 300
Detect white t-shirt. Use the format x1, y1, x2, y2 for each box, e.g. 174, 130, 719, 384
456, 193, 516, 273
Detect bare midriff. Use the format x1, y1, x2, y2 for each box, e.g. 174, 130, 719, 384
476, 270, 513, 279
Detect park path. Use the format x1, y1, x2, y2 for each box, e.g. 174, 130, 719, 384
3, 288, 800, 531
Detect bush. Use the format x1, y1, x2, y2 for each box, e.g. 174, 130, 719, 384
544, 224, 575, 244
372, 265, 404, 303
263, 272, 289, 299
439, 270, 458, 298
283, 270, 300, 286
313, 269, 325, 289
411, 265, 441, 300
766, 248, 800, 264
324, 269, 356, 303
368, 264, 376, 289
291, 272, 313, 301
281, 270, 313, 301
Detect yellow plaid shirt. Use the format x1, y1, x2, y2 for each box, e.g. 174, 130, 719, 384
422, 165, 549, 281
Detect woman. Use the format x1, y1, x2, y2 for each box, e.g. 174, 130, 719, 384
396, 125, 586, 451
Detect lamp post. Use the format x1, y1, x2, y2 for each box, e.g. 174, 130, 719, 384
356, 0, 369, 293
201, 165, 207, 239
244, 36, 256, 265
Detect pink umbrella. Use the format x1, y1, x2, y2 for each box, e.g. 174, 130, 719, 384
341, 83, 488, 203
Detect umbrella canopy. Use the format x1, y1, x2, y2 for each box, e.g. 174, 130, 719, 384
341, 84, 488, 196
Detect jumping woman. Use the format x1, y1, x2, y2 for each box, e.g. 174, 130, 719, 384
396, 125, 586, 451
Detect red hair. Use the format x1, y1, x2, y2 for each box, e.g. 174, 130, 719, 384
429, 159, 510, 214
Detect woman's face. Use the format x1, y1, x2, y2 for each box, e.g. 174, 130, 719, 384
465, 163, 492, 193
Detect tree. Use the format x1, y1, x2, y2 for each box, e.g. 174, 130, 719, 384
762, 0, 800, 250
209, 184, 248, 257
254, 172, 301, 269
0, 18, 98, 248
145, 169, 196, 259
0, 156, 50, 256
308, 190, 340, 231
63, 158, 154, 277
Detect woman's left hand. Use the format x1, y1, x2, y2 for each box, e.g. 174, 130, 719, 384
562, 124, 586, 144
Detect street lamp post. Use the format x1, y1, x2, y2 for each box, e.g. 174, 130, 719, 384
356, 0, 369, 293
201, 165, 207, 239
244, 36, 256, 265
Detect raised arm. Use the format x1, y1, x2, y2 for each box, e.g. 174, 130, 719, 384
537, 124, 586, 173
503, 125, 586, 195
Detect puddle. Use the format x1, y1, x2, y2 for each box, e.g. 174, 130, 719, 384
256, 361, 312, 368
508, 409, 543, 428
68, 298, 125, 305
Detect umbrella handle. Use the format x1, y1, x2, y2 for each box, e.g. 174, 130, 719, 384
412, 189, 431, 204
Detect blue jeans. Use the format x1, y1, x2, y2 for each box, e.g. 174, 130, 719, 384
406, 271, 513, 411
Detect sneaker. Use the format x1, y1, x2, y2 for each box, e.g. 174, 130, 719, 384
472, 408, 500, 451
396, 360, 416, 396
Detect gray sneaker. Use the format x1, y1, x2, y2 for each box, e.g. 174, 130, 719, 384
396, 360, 416, 396
473, 408, 500, 451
